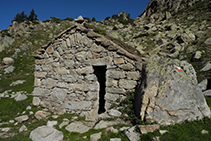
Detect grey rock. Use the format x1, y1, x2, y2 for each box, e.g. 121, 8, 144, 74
14, 94, 27, 101
35, 111, 51, 120
201, 129, 209, 134
110, 138, 121, 141
203, 90, 211, 97
138, 124, 160, 134
30, 126, 63, 141
108, 109, 122, 117
59, 118, 69, 128
52, 88, 67, 101
119, 79, 137, 90
201, 62, 211, 71
10, 80, 26, 86
134, 57, 211, 125
196, 31, 205, 38
125, 126, 140, 141
63, 101, 92, 110
15, 115, 29, 123
3, 57, 14, 65
4, 66, 15, 74
62, 75, 78, 83
198, 79, 208, 91
65, 121, 91, 133
94, 119, 123, 129
106, 87, 126, 94
76, 66, 94, 75
32, 87, 50, 96
205, 38, 211, 45
47, 120, 58, 127
193, 51, 202, 60
19, 125, 27, 132
106, 70, 125, 79
90, 132, 102, 141
32, 97, 41, 106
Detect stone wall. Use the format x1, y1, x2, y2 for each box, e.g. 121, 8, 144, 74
33, 24, 142, 120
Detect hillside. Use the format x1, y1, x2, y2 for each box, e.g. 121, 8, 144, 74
0, 0, 211, 140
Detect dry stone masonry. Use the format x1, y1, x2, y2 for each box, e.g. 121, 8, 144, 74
33, 23, 142, 120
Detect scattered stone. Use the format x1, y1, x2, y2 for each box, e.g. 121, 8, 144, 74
107, 109, 122, 117
29, 111, 34, 115
15, 115, 29, 123
193, 51, 202, 60
30, 126, 63, 141
159, 130, 169, 135
198, 79, 208, 91
105, 127, 119, 135
204, 38, 211, 45
125, 126, 140, 141
19, 125, 27, 132
35, 111, 51, 120
4, 66, 15, 74
90, 132, 102, 141
201, 62, 211, 71
119, 126, 130, 131
32, 97, 41, 106
47, 120, 58, 127
138, 124, 160, 134
59, 118, 69, 128
10, 80, 26, 86
52, 115, 59, 119
26, 106, 32, 110
9, 120, 14, 123
203, 90, 211, 97
14, 94, 27, 101
94, 119, 124, 129
3, 57, 14, 65
201, 129, 209, 134
65, 121, 92, 133
110, 138, 122, 141
1, 127, 11, 132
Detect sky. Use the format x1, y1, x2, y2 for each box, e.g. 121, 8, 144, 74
0, 0, 151, 30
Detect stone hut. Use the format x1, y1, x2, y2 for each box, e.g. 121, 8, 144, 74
33, 22, 142, 120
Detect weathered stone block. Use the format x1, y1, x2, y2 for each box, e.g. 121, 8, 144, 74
76, 66, 94, 75
114, 58, 124, 65
106, 78, 118, 87
106, 70, 125, 79
87, 91, 98, 101
89, 82, 99, 91
85, 74, 97, 81
45, 78, 57, 89
105, 93, 119, 102
33, 87, 50, 96
63, 101, 92, 110
34, 78, 41, 86
42, 64, 52, 72
33, 97, 41, 106
66, 38, 71, 47
90, 43, 104, 52
34, 72, 47, 78
118, 63, 135, 70
68, 84, 90, 91
106, 87, 126, 94
52, 88, 68, 101
86, 57, 112, 66
62, 74, 78, 83
75, 51, 87, 62
119, 79, 137, 89
35, 59, 46, 65
55, 67, 69, 75
126, 72, 140, 80
53, 51, 60, 58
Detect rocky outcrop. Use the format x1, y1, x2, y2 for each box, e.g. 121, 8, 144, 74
134, 56, 211, 125
139, 0, 207, 22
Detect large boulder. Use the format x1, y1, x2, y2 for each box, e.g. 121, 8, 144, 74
134, 56, 211, 125
30, 126, 63, 141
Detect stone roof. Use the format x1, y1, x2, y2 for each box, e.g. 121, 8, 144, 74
34, 23, 142, 60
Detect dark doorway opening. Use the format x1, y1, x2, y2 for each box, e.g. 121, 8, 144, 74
93, 66, 106, 114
